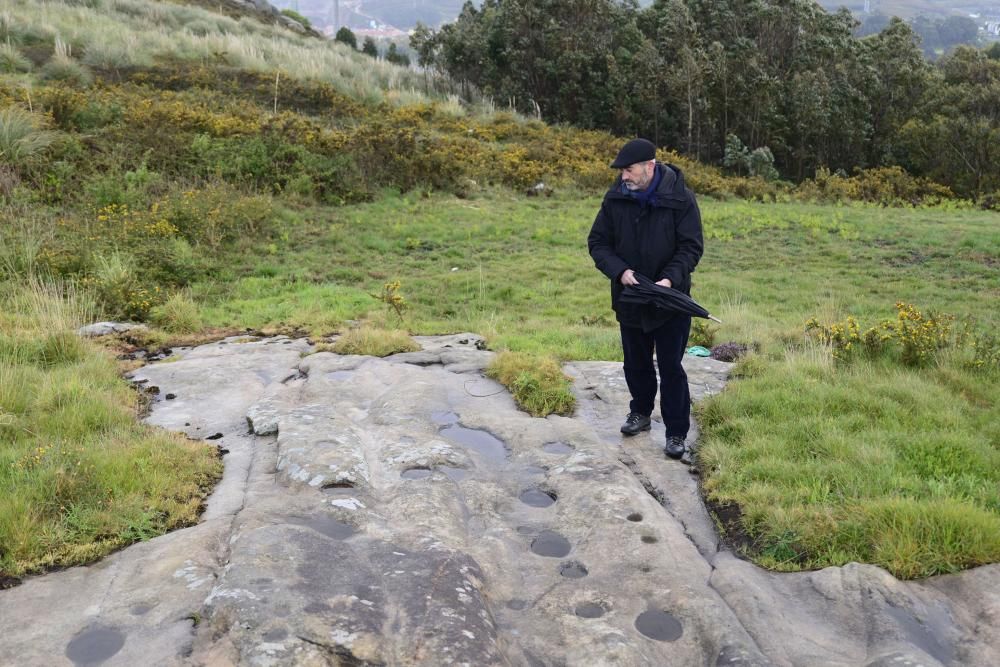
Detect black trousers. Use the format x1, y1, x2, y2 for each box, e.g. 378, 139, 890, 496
620, 316, 691, 438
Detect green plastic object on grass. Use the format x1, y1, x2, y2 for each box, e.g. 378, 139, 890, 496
686, 346, 711, 357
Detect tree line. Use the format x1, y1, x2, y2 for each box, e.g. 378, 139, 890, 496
335, 27, 412, 66
409, 0, 1000, 199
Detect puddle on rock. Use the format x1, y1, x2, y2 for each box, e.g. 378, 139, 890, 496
65, 625, 126, 666
531, 530, 571, 558
523, 465, 547, 476
635, 610, 683, 642
430, 411, 459, 425
575, 603, 606, 619
542, 441, 574, 455
291, 516, 356, 540
559, 561, 588, 578
401, 467, 433, 480
519, 489, 557, 508
441, 424, 508, 463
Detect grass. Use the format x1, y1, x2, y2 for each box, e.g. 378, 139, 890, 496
486, 351, 576, 417
329, 327, 419, 357
0, 0, 451, 106
182, 190, 998, 579
0, 280, 222, 581
0, 106, 59, 163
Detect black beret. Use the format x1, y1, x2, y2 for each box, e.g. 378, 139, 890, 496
610, 138, 656, 168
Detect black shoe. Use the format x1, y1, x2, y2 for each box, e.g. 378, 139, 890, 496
620, 412, 651, 435
665, 436, 686, 460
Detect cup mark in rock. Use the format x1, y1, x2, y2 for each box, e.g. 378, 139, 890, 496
575, 602, 607, 619
531, 530, 571, 558
641, 535, 658, 544
506, 599, 529, 610
321, 480, 355, 490
401, 467, 433, 480
291, 516, 356, 540
262, 628, 288, 642
542, 441, 574, 455
129, 603, 153, 616
519, 488, 557, 508
523, 465, 547, 476
559, 561, 588, 578
635, 609, 683, 642
326, 370, 356, 381
441, 424, 508, 463
627, 513, 643, 522
65, 625, 126, 666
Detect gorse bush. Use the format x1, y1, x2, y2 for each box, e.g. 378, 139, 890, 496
797, 166, 956, 207
805, 302, 999, 371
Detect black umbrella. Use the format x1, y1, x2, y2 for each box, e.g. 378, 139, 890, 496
619, 272, 723, 323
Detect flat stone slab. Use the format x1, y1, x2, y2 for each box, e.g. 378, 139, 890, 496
1, 337, 997, 666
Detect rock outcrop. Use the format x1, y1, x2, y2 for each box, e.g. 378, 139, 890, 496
0, 335, 996, 666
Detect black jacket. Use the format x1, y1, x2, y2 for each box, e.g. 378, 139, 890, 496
587, 163, 704, 331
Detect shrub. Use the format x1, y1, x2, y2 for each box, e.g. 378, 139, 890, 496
799, 166, 955, 207
40, 41, 93, 87
335, 27, 357, 50
690, 320, 718, 348
486, 351, 576, 417
330, 327, 419, 357
158, 184, 274, 249
710, 342, 749, 363
806, 302, 955, 367
80, 252, 163, 321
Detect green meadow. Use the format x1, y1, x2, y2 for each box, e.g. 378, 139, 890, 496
184, 191, 999, 579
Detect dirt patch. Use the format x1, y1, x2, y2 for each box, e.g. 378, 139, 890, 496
700, 493, 753, 556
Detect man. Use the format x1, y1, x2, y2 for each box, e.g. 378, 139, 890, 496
587, 138, 704, 460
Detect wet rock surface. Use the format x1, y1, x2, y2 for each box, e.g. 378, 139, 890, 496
1, 335, 997, 666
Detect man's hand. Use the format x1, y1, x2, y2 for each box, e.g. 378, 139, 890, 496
620, 269, 639, 286
655, 278, 673, 288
